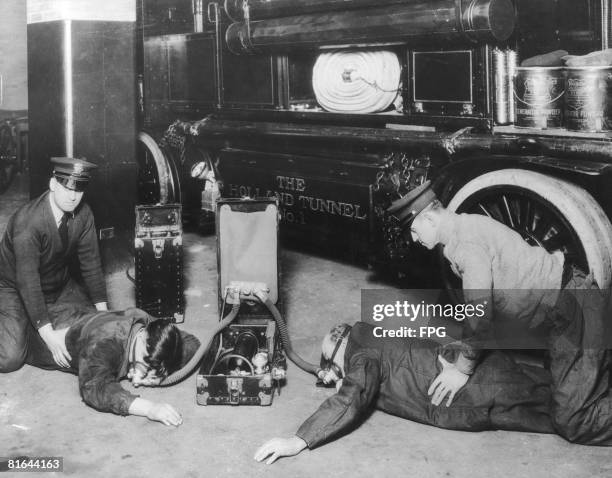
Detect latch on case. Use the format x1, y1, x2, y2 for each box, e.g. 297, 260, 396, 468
152, 238, 165, 259
228, 377, 243, 405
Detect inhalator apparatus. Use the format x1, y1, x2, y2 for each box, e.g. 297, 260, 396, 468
157, 198, 324, 405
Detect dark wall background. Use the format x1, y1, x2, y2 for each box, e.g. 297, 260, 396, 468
28, 20, 138, 233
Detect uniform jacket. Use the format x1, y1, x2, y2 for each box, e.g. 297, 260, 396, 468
296, 322, 553, 449
440, 213, 565, 368
0, 191, 107, 328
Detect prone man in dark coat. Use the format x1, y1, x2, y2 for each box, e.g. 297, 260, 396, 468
0, 157, 108, 372
255, 321, 557, 464
25, 304, 200, 426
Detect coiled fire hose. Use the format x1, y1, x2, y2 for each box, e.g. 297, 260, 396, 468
312, 50, 401, 114
160, 292, 321, 385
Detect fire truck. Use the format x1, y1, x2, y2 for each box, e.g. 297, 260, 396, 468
136, 0, 612, 287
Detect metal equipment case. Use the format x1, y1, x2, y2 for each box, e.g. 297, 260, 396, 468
196, 198, 285, 406
134, 204, 184, 322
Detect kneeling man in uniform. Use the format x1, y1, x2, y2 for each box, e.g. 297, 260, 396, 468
0, 157, 108, 371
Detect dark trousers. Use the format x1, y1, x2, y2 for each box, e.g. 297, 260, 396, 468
0, 280, 95, 372
549, 271, 612, 445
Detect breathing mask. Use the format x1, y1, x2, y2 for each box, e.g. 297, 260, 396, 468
317, 325, 351, 387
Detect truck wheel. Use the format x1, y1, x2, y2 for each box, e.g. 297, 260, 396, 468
445, 168, 612, 288
137, 132, 180, 204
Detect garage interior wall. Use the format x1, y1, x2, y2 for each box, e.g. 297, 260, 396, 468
0, 0, 28, 112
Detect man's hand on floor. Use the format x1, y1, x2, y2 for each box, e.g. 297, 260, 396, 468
38, 324, 71, 368
428, 355, 469, 407
146, 402, 183, 427
129, 398, 183, 426
254, 436, 307, 465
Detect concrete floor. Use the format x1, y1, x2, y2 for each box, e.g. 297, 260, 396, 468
1, 172, 611, 478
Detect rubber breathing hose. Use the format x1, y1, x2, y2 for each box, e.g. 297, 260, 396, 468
160, 303, 241, 386
161, 294, 321, 385
210, 353, 255, 375
262, 297, 321, 376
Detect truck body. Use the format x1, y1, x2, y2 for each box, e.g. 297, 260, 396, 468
136, 0, 612, 286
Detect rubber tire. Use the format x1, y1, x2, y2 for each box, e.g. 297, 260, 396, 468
447, 168, 612, 288
137, 132, 179, 204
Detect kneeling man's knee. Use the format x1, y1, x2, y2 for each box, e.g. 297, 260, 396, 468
0, 343, 27, 373
0, 356, 25, 373
552, 408, 591, 444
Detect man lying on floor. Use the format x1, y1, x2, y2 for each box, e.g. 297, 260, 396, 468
15, 304, 199, 427
255, 319, 610, 465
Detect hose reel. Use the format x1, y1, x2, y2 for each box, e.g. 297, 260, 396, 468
312, 50, 402, 114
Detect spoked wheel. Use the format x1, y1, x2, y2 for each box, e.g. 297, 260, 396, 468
137, 132, 180, 204
443, 169, 612, 290
458, 186, 587, 270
